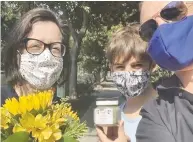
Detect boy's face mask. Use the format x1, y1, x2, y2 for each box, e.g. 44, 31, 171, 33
112, 70, 150, 99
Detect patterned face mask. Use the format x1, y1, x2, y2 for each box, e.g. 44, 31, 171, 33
19, 49, 63, 90
112, 70, 150, 98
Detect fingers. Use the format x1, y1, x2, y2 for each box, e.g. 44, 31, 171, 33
112, 126, 118, 139
126, 135, 131, 142
118, 120, 125, 137
96, 126, 109, 142
103, 126, 108, 134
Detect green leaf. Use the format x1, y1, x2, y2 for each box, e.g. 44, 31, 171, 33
3, 132, 29, 142
59, 136, 78, 142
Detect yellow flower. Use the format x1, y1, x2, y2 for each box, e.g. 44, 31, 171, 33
13, 113, 47, 133
1, 90, 85, 142
49, 111, 67, 125
63, 106, 79, 121
38, 124, 62, 142
3, 90, 53, 115
1, 108, 11, 129
51, 103, 79, 122
13, 113, 62, 142
3, 98, 20, 115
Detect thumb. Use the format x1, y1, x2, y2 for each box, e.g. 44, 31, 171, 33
118, 121, 131, 142
118, 120, 125, 137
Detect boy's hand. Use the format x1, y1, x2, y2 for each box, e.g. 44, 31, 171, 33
96, 121, 130, 142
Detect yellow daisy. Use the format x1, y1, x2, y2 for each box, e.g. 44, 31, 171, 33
1, 108, 11, 129
3, 90, 53, 115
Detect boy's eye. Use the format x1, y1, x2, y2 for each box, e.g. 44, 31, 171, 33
132, 64, 143, 69
114, 65, 125, 70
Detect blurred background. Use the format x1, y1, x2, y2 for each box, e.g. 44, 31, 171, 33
1, 2, 173, 141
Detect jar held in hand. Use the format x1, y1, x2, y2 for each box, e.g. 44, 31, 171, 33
94, 99, 121, 127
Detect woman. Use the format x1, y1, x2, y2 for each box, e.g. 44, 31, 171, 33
1, 8, 67, 105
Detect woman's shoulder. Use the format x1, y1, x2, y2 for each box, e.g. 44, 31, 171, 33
1, 85, 17, 105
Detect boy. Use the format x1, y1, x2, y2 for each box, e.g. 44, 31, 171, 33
96, 24, 157, 142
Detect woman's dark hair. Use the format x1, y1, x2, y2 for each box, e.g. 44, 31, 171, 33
2, 8, 69, 86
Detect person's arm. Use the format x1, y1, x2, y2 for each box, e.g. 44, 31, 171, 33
136, 102, 175, 142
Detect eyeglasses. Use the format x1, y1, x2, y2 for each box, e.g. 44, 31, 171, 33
22, 38, 66, 57
139, 1, 188, 42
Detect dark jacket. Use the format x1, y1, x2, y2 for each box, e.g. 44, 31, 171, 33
136, 75, 193, 142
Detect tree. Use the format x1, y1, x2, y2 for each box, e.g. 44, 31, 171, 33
62, 3, 90, 99
1, 1, 36, 69
78, 1, 140, 86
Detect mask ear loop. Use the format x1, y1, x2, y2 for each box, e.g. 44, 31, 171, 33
17, 50, 21, 67
16, 50, 23, 86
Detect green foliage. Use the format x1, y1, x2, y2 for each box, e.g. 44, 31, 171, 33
151, 66, 173, 88
3, 132, 29, 142
63, 121, 87, 139
1, 2, 19, 40
60, 136, 78, 142
87, 1, 140, 29
107, 24, 123, 38
78, 24, 124, 85
80, 27, 107, 72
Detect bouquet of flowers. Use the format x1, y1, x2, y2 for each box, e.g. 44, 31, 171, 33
1, 90, 87, 142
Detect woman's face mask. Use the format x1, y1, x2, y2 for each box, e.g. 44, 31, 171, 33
19, 49, 63, 90
112, 70, 150, 99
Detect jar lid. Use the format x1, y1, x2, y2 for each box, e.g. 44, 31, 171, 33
96, 100, 118, 106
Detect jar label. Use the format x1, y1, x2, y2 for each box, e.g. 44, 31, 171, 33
94, 108, 113, 124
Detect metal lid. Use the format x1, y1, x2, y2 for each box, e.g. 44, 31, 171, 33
96, 100, 119, 106
96, 96, 119, 101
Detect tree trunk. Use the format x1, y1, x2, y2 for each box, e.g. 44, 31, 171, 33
69, 44, 78, 99
102, 60, 109, 82
102, 70, 108, 82
62, 6, 88, 99
95, 69, 101, 84
64, 55, 70, 97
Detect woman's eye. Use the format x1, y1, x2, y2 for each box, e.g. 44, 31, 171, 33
28, 43, 40, 48
52, 47, 60, 51
51, 44, 62, 51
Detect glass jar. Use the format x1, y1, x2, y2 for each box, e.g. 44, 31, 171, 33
94, 99, 121, 127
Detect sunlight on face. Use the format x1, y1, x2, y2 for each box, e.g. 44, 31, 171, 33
140, 1, 169, 25
140, 1, 193, 25
111, 56, 150, 72
22, 21, 62, 53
